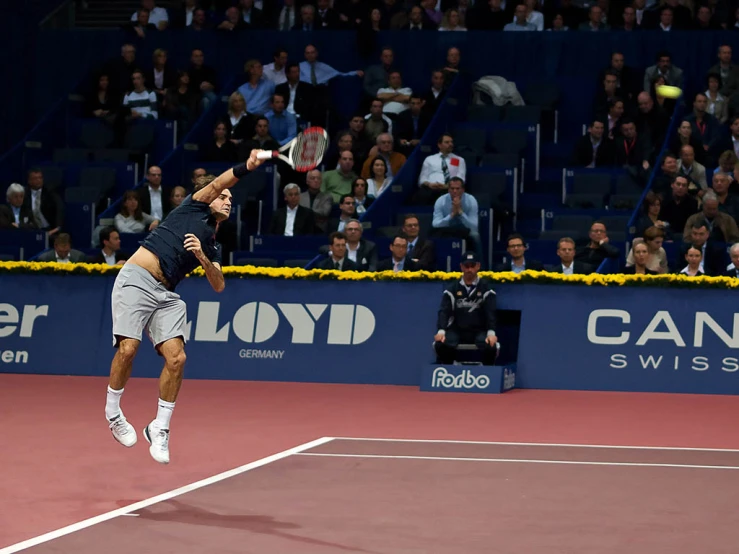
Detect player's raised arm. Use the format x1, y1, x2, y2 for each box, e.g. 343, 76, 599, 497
192, 149, 268, 204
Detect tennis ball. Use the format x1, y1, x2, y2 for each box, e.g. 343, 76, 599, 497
656, 85, 682, 99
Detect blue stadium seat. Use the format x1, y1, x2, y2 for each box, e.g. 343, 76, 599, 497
572, 173, 612, 196
565, 193, 605, 210
503, 106, 541, 125
53, 149, 91, 163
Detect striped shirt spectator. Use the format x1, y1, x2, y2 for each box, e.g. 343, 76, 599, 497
123, 71, 158, 119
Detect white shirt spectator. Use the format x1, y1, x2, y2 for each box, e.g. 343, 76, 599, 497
560, 262, 574, 275
148, 185, 163, 220
367, 178, 391, 198
115, 212, 157, 234
418, 153, 466, 186
503, 21, 537, 31
376, 86, 413, 114
131, 6, 169, 26
263, 63, 287, 86
284, 205, 297, 236
103, 250, 117, 265
517, 10, 544, 30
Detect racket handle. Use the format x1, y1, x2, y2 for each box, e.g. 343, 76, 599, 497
256, 151, 276, 160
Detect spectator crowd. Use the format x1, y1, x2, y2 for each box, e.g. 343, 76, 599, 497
6, 1, 739, 277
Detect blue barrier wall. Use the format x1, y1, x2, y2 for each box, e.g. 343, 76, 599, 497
2, 275, 739, 395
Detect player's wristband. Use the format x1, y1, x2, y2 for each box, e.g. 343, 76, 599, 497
232, 162, 249, 179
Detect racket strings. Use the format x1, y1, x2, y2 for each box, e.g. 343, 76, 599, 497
292, 128, 328, 172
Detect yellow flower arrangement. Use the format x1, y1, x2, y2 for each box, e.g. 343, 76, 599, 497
2, 261, 739, 289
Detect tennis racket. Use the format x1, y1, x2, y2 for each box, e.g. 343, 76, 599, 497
256, 126, 329, 172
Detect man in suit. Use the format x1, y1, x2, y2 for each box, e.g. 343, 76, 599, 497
88, 226, 128, 265
300, 170, 333, 233
343, 219, 377, 271
317, 231, 359, 270
22, 168, 64, 236
422, 70, 446, 119
293, 4, 317, 30
643, 51, 684, 92
377, 234, 419, 272
402, 5, 438, 30
614, 119, 651, 184
706, 44, 739, 99
597, 52, 641, 104
395, 94, 430, 157
276, 63, 314, 123
494, 233, 545, 272
363, 48, 395, 104
685, 93, 721, 159
0, 183, 36, 229
572, 120, 616, 168
37, 233, 86, 263
681, 222, 726, 276
327, 194, 359, 234
237, 0, 267, 28
168, 0, 196, 29
319, 219, 377, 270
722, 243, 739, 277
683, 192, 739, 244
137, 166, 170, 221
402, 213, 436, 271
273, 0, 298, 31
269, 183, 316, 236
547, 237, 593, 274
710, 116, 739, 164
315, 0, 340, 29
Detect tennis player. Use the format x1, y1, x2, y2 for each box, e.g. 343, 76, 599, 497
104, 150, 267, 464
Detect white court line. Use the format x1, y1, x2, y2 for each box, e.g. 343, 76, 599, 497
329, 437, 739, 453
0, 436, 335, 554
295, 452, 739, 471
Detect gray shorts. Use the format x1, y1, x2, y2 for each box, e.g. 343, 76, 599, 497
111, 263, 187, 350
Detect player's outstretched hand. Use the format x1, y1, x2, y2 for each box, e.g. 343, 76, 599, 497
184, 233, 204, 260
246, 149, 268, 171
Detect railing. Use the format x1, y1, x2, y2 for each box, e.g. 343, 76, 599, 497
39, 0, 74, 29
627, 101, 684, 237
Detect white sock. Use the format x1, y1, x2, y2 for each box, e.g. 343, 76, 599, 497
106, 386, 124, 420
154, 399, 175, 430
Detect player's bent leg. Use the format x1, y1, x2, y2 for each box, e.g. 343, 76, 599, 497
158, 337, 187, 403
106, 337, 141, 448
109, 337, 140, 390
144, 337, 186, 465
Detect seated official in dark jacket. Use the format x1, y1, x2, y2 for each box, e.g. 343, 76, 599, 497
317, 231, 360, 271
434, 252, 498, 366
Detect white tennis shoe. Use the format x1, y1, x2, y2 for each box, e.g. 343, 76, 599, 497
144, 422, 170, 464
108, 414, 137, 447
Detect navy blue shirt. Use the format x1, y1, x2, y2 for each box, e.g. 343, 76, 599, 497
141, 194, 222, 290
